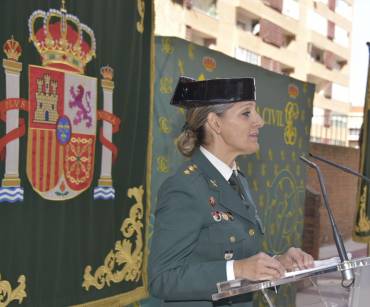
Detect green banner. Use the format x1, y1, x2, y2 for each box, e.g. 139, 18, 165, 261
0, 0, 152, 306
353, 43, 370, 243
146, 36, 315, 307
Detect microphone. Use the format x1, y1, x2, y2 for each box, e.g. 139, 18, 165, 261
299, 155, 354, 287
309, 152, 370, 184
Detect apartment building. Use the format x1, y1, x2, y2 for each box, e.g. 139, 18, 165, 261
155, 0, 353, 146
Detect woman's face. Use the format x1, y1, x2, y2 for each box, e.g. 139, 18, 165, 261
217, 100, 264, 156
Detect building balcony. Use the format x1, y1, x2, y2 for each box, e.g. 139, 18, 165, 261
313, 93, 351, 114
309, 31, 349, 60
237, 0, 299, 36
307, 60, 348, 86
184, 7, 219, 38
237, 29, 297, 71
314, 0, 352, 30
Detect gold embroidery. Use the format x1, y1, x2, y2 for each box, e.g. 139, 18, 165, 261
188, 43, 195, 59
136, 0, 145, 33
159, 77, 173, 94
0, 274, 27, 306
178, 59, 185, 75
82, 186, 144, 290
162, 38, 174, 54
159, 117, 171, 134
356, 186, 370, 233
65, 137, 93, 185
284, 102, 299, 145
157, 156, 169, 173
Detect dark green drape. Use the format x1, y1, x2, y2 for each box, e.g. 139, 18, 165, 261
0, 0, 153, 306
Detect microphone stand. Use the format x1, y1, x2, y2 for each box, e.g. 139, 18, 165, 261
299, 155, 354, 287
309, 152, 370, 184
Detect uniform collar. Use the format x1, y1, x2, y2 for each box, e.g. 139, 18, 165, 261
199, 146, 237, 181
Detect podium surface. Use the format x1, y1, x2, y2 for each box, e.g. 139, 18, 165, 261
212, 257, 370, 307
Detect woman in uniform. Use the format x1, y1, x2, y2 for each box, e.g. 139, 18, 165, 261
149, 76, 313, 307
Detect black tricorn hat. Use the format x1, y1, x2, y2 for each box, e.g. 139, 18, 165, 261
170, 76, 256, 108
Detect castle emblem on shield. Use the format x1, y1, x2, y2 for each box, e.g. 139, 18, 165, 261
0, 4, 120, 202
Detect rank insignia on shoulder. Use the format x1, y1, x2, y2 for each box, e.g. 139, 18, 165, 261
224, 250, 234, 261
226, 211, 234, 221
208, 196, 216, 207
221, 212, 230, 221
184, 164, 198, 175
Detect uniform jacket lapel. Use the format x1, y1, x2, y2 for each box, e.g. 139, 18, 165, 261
191, 149, 258, 225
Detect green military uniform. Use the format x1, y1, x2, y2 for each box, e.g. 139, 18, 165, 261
149, 149, 265, 307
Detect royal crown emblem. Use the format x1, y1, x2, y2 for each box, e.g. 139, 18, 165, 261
0, 2, 120, 202
3, 36, 22, 61
28, 4, 96, 74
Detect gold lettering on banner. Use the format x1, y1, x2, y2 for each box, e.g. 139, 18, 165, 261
262, 107, 284, 127
356, 186, 370, 233
136, 0, 145, 33
0, 274, 27, 306
82, 186, 144, 290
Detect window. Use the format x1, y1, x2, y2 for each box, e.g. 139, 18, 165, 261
282, 0, 299, 20
334, 25, 349, 47
307, 11, 327, 36
332, 83, 349, 102
192, 0, 218, 17
235, 47, 260, 66
336, 0, 352, 20
349, 128, 360, 136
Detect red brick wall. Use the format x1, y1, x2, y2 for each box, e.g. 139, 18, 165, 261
306, 143, 360, 245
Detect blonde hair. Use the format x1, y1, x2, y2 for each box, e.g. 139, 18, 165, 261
176, 104, 232, 157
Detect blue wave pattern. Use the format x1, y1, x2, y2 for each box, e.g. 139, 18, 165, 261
0, 187, 24, 203
93, 186, 115, 200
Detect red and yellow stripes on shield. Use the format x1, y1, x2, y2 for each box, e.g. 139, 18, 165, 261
27, 128, 62, 192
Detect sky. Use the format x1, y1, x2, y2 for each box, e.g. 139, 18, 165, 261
350, 0, 370, 106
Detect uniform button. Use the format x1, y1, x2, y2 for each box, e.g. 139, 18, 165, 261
248, 228, 255, 237
229, 235, 236, 243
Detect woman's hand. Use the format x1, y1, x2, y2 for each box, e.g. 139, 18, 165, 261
233, 252, 286, 281
275, 247, 314, 271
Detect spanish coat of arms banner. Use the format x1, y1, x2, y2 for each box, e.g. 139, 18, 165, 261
0, 0, 153, 306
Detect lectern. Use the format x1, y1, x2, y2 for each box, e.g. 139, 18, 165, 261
212, 256, 370, 307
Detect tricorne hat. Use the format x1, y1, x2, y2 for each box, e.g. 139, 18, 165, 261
170, 76, 256, 109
